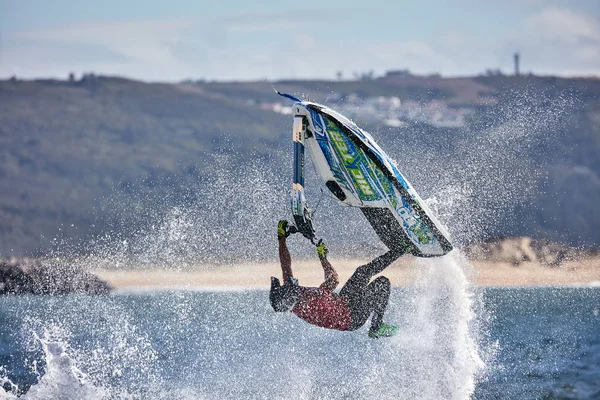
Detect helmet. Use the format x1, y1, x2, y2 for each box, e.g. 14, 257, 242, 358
269, 277, 300, 312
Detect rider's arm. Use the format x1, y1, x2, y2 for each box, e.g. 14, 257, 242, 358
319, 256, 339, 292
278, 237, 294, 282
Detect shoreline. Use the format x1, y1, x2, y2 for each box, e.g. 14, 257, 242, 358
94, 256, 600, 290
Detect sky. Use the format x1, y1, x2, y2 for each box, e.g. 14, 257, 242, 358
0, 0, 599, 82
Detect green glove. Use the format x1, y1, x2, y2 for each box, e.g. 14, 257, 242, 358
277, 220, 297, 239
316, 241, 328, 259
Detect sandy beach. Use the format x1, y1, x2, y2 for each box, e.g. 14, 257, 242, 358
94, 256, 600, 290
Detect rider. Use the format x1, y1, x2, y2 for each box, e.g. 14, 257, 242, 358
270, 220, 406, 338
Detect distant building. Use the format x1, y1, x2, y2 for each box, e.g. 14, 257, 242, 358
81, 72, 96, 82
514, 53, 520, 76
385, 69, 411, 78
360, 70, 375, 80
484, 68, 504, 77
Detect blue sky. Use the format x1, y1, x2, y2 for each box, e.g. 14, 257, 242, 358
1, 0, 599, 81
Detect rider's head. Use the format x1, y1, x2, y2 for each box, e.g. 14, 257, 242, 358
269, 276, 300, 312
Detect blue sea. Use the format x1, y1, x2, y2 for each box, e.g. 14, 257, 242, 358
0, 261, 599, 399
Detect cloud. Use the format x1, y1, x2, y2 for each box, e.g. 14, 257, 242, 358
195, 37, 457, 81
1, 18, 204, 80
419, 7, 600, 77
0, 12, 336, 81
1, 7, 598, 81
222, 9, 339, 33
502, 7, 600, 75
13, 19, 200, 63
524, 7, 600, 53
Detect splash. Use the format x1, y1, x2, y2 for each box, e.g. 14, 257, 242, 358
0, 325, 108, 400
84, 152, 293, 269
354, 251, 484, 400
409, 252, 484, 398
0, 367, 19, 399
24, 327, 109, 400
0, 296, 162, 400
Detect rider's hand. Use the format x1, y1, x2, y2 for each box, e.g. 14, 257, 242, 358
277, 220, 297, 239
316, 241, 328, 259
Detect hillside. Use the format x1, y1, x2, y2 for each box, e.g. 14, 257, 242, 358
0, 74, 599, 258
0, 77, 289, 256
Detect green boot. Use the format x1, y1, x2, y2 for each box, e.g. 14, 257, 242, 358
368, 322, 399, 339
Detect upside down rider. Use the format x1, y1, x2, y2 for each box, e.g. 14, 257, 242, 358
270, 220, 406, 338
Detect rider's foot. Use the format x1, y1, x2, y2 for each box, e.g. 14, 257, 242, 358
368, 322, 399, 339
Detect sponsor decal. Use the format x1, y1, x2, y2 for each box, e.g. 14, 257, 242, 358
318, 141, 353, 193
324, 117, 381, 202
372, 165, 398, 209
309, 109, 325, 137
397, 201, 433, 245
350, 167, 375, 197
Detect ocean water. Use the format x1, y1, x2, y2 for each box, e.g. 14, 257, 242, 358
0, 261, 599, 399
